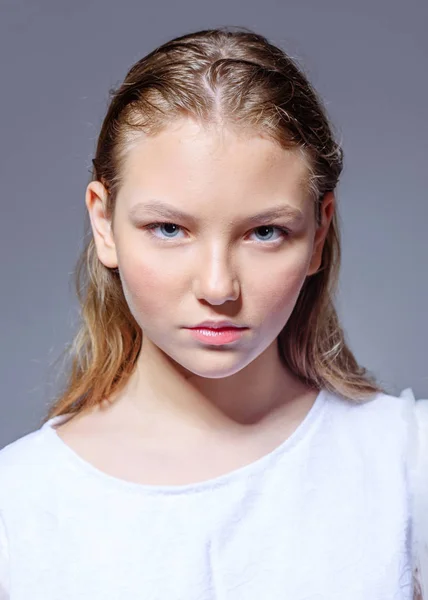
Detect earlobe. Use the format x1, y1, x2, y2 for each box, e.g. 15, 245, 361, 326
85, 181, 119, 269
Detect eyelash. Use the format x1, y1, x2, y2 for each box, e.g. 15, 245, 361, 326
144, 222, 291, 244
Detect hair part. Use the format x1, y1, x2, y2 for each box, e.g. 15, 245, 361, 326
44, 26, 384, 423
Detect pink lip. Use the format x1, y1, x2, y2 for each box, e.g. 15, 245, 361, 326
186, 326, 247, 345
190, 320, 247, 330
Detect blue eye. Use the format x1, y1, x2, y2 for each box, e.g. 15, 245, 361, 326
251, 226, 289, 242
145, 223, 184, 239
144, 222, 290, 243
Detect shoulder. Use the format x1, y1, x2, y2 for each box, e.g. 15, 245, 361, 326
321, 388, 426, 464
324, 387, 417, 430
0, 424, 50, 468
0, 422, 59, 512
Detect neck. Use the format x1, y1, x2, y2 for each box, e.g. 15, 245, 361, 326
111, 336, 315, 434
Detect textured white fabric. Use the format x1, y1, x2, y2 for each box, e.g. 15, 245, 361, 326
0, 388, 423, 599
402, 388, 428, 599
414, 397, 428, 598
0, 513, 8, 600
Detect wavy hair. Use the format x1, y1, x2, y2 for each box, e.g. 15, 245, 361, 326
43, 27, 384, 423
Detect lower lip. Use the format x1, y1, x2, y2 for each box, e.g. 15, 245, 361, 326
187, 327, 247, 345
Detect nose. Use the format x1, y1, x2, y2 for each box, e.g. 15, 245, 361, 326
193, 245, 240, 306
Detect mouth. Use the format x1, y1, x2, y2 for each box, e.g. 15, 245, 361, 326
185, 326, 248, 346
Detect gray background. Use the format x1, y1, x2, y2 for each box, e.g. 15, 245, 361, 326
1, 0, 427, 448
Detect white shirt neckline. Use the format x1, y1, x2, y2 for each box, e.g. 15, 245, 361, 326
40, 388, 328, 496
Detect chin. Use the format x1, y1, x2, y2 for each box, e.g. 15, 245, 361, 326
168, 349, 258, 380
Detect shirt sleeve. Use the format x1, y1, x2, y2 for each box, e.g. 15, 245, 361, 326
0, 512, 9, 600
414, 397, 428, 600
400, 389, 428, 600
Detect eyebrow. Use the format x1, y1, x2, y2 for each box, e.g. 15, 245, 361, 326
128, 200, 305, 226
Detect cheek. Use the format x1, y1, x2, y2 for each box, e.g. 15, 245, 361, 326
117, 253, 178, 324
251, 252, 311, 319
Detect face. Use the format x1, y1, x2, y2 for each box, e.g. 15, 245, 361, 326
87, 119, 334, 379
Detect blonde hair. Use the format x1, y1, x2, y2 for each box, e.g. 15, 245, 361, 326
43, 27, 384, 423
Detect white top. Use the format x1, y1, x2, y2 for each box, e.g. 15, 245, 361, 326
0, 388, 424, 600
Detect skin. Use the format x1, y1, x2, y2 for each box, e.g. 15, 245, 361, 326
55, 118, 335, 485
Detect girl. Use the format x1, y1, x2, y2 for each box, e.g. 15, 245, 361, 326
0, 27, 426, 600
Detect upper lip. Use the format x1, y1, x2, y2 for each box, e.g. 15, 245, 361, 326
188, 320, 247, 329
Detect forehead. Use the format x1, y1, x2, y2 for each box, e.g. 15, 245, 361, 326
118, 119, 311, 215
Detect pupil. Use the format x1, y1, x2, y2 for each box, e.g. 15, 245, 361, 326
258, 226, 272, 238
163, 224, 177, 235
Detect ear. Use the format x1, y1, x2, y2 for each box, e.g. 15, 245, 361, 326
307, 191, 335, 276
85, 181, 118, 269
